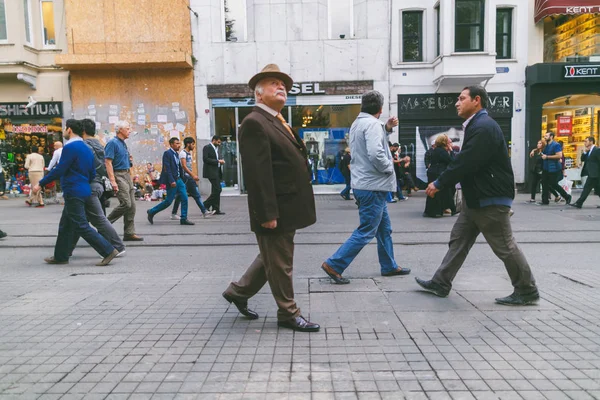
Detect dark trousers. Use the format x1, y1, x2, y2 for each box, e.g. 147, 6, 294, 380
541, 170, 569, 204
340, 175, 351, 199
574, 176, 600, 206
204, 178, 222, 212
71, 186, 125, 254
224, 231, 300, 321
172, 178, 208, 214
404, 173, 417, 194
54, 195, 115, 262
529, 171, 542, 200
149, 178, 188, 220
432, 201, 537, 295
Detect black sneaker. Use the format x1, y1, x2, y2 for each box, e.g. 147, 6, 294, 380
495, 291, 540, 306
147, 210, 154, 225
415, 277, 449, 297
569, 203, 582, 209
0, 230, 6, 239
565, 195, 572, 205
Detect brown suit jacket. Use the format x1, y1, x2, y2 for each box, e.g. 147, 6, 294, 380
239, 106, 316, 235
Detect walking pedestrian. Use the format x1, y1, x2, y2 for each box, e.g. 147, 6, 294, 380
423, 135, 453, 218
321, 90, 411, 285
528, 140, 545, 203
339, 147, 352, 200
391, 143, 408, 201
570, 136, 600, 209
222, 64, 320, 332
47, 141, 63, 171
171, 137, 215, 218
415, 86, 539, 305
68, 119, 125, 257
202, 136, 225, 215
25, 146, 46, 207
147, 138, 195, 226
539, 131, 571, 206
105, 121, 143, 241
32, 119, 118, 266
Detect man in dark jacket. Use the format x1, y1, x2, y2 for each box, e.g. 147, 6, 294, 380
415, 86, 539, 306
570, 136, 600, 209
202, 136, 225, 214
222, 64, 319, 332
339, 147, 352, 200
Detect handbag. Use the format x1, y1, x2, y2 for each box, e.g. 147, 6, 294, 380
101, 176, 114, 195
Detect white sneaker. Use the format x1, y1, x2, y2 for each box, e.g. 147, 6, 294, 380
170, 214, 180, 220
116, 250, 126, 257
203, 210, 216, 218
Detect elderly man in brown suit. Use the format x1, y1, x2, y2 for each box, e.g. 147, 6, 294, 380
222, 64, 320, 332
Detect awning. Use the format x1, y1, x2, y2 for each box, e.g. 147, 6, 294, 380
534, 0, 600, 23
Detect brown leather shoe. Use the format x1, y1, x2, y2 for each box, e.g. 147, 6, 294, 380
278, 316, 320, 332
123, 235, 144, 241
44, 256, 68, 265
321, 262, 350, 284
222, 292, 259, 319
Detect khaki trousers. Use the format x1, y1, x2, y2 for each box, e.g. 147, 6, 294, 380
107, 171, 137, 236
28, 171, 44, 204
432, 202, 537, 295
225, 231, 300, 321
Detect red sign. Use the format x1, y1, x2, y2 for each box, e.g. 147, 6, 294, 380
557, 116, 573, 136
534, 1, 600, 23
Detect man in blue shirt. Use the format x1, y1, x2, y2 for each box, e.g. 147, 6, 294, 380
540, 131, 571, 205
32, 119, 118, 266
147, 137, 194, 225
105, 121, 143, 241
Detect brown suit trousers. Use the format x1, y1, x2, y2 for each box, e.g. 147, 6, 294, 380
432, 202, 537, 295
225, 231, 299, 321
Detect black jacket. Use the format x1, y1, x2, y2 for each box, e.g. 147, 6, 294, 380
202, 143, 221, 180
581, 146, 600, 178
427, 147, 453, 178
529, 151, 543, 174
84, 138, 108, 186
339, 153, 351, 177
437, 110, 514, 209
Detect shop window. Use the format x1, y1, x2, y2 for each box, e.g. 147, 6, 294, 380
223, 0, 247, 42
23, 0, 32, 44
435, 4, 440, 57
543, 14, 600, 63
455, 0, 484, 52
40, 0, 55, 46
496, 8, 512, 59
213, 107, 239, 189
328, 0, 353, 39
0, 0, 7, 41
402, 11, 423, 62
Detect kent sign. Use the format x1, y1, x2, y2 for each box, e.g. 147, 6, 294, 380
564, 65, 600, 78
565, 6, 600, 14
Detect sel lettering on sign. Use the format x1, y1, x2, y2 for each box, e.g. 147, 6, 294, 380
289, 82, 327, 95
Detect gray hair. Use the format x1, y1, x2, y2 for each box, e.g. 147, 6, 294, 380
360, 90, 384, 115
115, 120, 130, 133
254, 81, 265, 102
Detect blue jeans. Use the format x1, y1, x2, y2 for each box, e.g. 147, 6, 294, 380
172, 178, 207, 214
340, 175, 351, 199
54, 195, 115, 261
326, 190, 398, 274
149, 178, 188, 219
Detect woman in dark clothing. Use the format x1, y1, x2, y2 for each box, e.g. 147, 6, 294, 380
423, 135, 453, 218
339, 147, 352, 200
528, 140, 545, 203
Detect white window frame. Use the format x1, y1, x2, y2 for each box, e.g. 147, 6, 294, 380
0, 0, 8, 43
221, 0, 247, 42
327, 0, 354, 40
40, 0, 56, 48
23, 0, 33, 46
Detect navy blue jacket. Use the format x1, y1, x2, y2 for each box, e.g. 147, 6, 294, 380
436, 110, 515, 209
159, 148, 184, 186
39, 139, 95, 198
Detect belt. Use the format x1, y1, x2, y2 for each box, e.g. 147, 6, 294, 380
114, 169, 129, 172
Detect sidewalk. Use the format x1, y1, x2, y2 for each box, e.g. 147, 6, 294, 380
0, 192, 599, 399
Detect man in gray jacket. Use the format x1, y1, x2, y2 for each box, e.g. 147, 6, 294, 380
69, 119, 125, 257
321, 91, 411, 284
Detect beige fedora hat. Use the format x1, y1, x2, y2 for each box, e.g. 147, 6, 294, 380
248, 64, 294, 93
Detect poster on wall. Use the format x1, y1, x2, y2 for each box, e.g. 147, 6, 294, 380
557, 116, 573, 136
415, 125, 464, 183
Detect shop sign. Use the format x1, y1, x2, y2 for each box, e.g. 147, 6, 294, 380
289, 82, 326, 95
557, 116, 573, 136
12, 125, 49, 133
564, 65, 600, 78
0, 102, 63, 118
398, 92, 514, 119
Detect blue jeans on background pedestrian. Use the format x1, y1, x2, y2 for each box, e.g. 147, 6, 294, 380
149, 178, 188, 220
396, 178, 406, 200
326, 189, 398, 275
54, 195, 115, 261
340, 175, 351, 200
172, 178, 208, 215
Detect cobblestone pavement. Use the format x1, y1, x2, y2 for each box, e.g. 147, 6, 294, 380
0, 192, 599, 400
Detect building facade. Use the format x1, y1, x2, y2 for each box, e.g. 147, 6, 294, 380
0, 0, 68, 185
525, 0, 600, 186
56, 0, 196, 179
